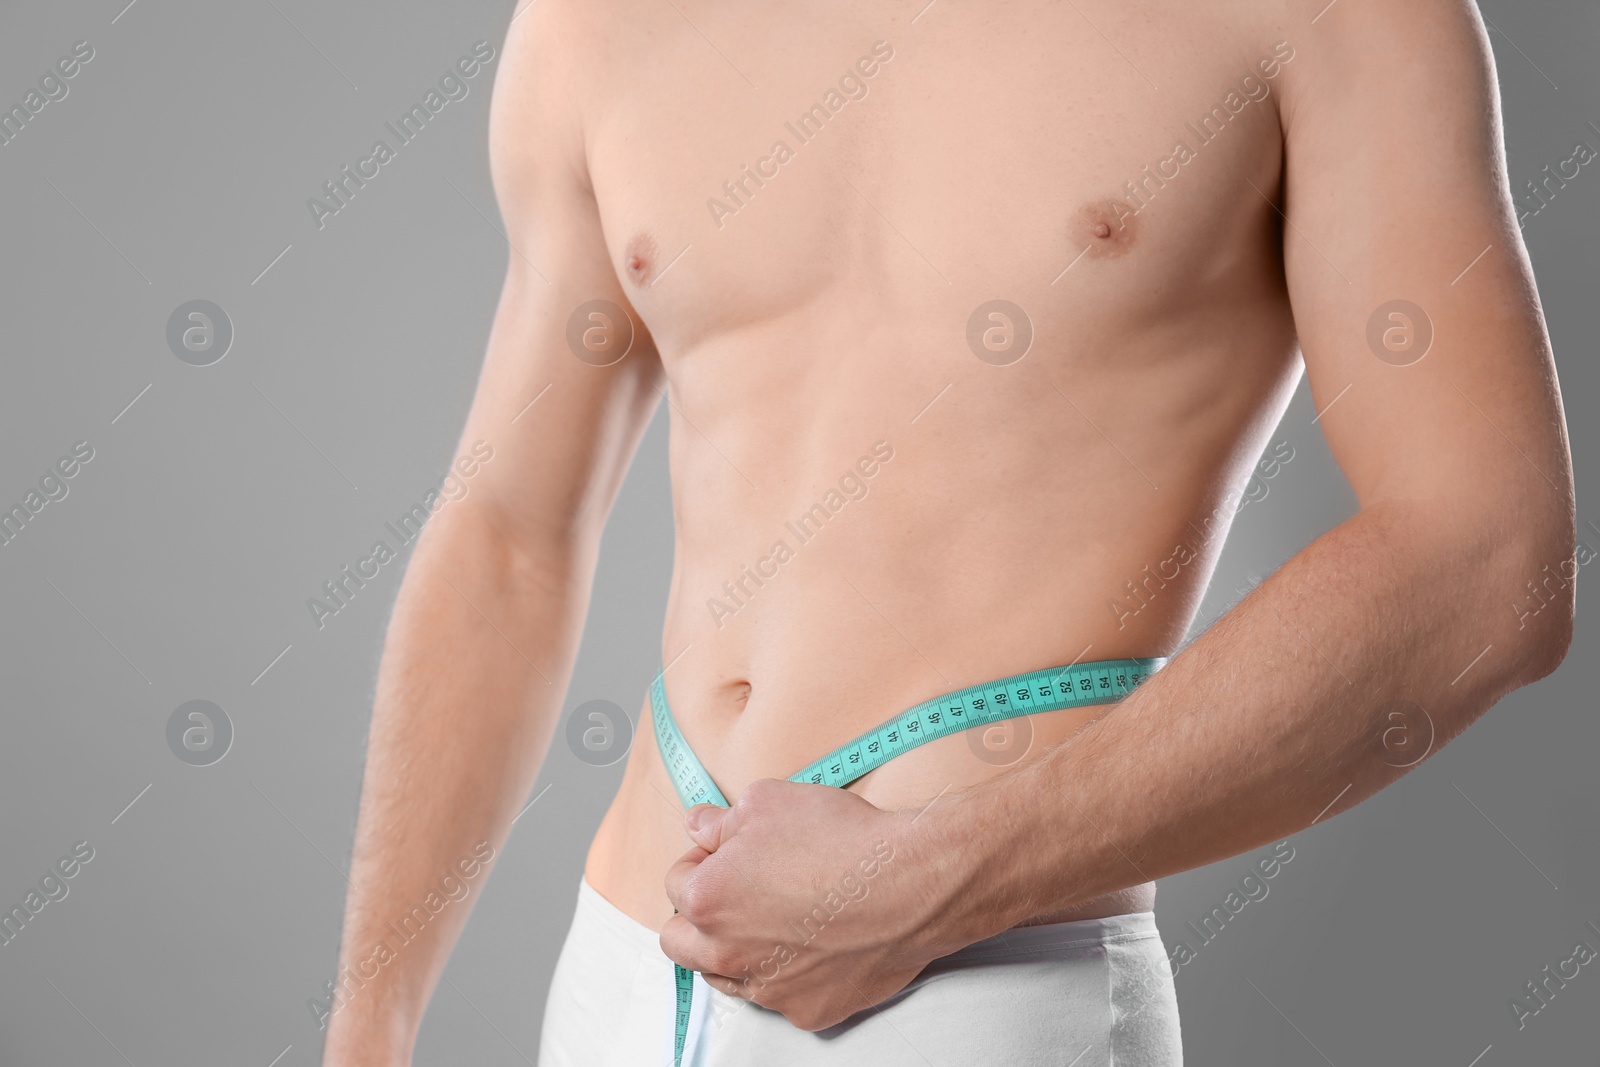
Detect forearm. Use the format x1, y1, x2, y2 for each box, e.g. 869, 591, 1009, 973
924, 497, 1573, 946
322, 506, 590, 1061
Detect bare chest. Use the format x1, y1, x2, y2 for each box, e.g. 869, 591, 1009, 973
574, 0, 1294, 357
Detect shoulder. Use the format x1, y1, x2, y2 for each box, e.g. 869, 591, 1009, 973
495, 0, 651, 97
1273, 0, 1498, 133
489, 0, 658, 190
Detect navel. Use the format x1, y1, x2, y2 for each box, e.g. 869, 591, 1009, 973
624, 231, 658, 287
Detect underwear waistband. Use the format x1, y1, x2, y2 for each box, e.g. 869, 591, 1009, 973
573, 874, 1158, 965
647, 656, 1168, 1067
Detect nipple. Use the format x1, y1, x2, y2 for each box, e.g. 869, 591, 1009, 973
1070, 199, 1138, 260
624, 232, 658, 287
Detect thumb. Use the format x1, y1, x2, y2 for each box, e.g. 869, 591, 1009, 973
685, 804, 728, 851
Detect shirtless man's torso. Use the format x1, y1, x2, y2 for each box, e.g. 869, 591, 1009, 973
555, 0, 1301, 927
320, 0, 1574, 1063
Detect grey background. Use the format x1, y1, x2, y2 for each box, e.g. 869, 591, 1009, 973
0, 1, 1593, 1064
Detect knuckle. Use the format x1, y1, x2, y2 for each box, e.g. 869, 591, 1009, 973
736, 777, 779, 815
792, 1006, 828, 1032
677, 877, 718, 925
705, 945, 740, 975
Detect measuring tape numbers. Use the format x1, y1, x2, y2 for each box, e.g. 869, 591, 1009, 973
649, 656, 1166, 1066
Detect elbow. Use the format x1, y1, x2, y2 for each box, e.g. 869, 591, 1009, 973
1495, 511, 1577, 685
424, 497, 593, 590
1513, 599, 1573, 685
1516, 594, 1573, 684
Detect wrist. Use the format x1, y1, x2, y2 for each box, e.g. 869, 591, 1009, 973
896, 775, 1039, 955
321, 1009, 416, 1067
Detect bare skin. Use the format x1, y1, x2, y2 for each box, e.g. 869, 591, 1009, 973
586, 7, 1303, 930
322, 0, 1573, 1060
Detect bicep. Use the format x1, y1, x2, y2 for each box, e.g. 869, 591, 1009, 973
450, 3, 665, 551
1278, 0, 1568, 512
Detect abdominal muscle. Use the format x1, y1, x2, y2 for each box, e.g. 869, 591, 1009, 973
580, 277, 1299, 940
582, 517, 1205, 935
586, 684, 1161, 931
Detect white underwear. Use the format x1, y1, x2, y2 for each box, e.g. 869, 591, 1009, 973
538, 875, 1183, 1066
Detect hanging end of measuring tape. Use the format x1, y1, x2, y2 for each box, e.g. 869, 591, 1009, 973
672, 962, 695, 1067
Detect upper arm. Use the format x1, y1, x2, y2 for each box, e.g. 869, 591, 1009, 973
1275, 0, 1571, 525
447, 0, 664, 555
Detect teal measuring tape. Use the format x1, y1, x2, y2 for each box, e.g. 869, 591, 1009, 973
651, 656, 1166, 1066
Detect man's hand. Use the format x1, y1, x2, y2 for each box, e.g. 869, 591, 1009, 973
875, 1, 1574, 943
660, 779, 952, 1031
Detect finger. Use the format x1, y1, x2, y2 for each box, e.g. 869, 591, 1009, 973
662, 847, 711, 912
658, 911, 732, 975
684, 803, 729, 851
